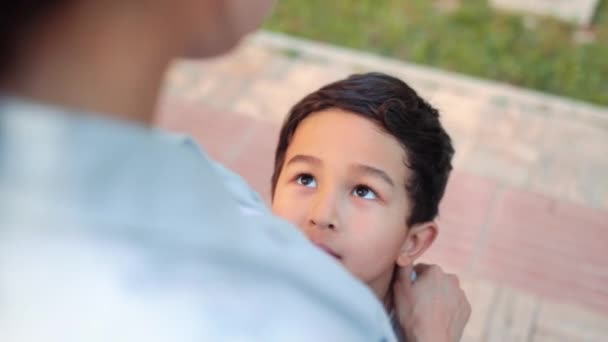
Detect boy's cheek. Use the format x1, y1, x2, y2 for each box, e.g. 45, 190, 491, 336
271, 200, 306, 230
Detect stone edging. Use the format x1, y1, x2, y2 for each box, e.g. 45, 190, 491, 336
249, 31, 608, 129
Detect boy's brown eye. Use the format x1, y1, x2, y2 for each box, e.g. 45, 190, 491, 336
355, 186, 369, 197
296, 174, 317, 187
353, 185, 377, 200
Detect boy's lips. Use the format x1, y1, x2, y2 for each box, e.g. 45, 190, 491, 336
315, 243, 341, 260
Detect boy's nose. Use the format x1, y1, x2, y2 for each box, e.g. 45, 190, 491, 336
309, 191, 339, 230
310, 218, 335, 230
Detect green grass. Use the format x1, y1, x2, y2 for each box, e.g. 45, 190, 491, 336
265, 0, 608, 106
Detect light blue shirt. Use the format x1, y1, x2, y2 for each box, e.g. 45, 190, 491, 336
0, 99, 396, 341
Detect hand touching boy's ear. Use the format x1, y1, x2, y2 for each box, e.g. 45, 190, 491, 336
393, 264, 471, 342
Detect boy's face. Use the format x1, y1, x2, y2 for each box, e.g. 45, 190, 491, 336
272, 109, 412, 298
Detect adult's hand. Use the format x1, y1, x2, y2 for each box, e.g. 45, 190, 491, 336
393, 263, 471, 342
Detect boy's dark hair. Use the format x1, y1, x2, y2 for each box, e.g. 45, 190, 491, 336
271, 72, 454, 226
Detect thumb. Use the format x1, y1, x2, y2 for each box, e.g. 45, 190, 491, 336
395, 264, 415, 290
392, 264, 415, 313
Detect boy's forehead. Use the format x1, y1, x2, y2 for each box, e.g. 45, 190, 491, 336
286, 109, 411, 179
291, 109, 403, 153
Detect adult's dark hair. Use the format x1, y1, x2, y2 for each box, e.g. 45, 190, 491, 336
0, 1, 70, 75
271, 72, 454, 226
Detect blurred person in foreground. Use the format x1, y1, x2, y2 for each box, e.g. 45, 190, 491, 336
0, 1, 470, 341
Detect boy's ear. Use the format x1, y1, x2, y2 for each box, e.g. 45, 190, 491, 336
396, 221, 438, 267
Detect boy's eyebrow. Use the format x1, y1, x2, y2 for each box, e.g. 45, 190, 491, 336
285, 155, 395, 187
351, 163, 395, 188
286, 154, 322, 166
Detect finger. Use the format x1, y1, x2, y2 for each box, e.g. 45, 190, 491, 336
412, 262, 433, 274
395, 264, 415, 291
456, 289, 472, 322
413, 263, 444, 279
396, 264, 413, 281
447, 273, 460, 287
463, 293, 472, 321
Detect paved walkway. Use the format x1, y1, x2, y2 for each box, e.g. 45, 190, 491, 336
156, 31, 608, 341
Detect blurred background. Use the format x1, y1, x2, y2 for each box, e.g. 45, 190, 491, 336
156, 1, 608, 341
266, 0, 608, 106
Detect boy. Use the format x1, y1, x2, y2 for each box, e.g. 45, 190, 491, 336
270, 72, 454, 337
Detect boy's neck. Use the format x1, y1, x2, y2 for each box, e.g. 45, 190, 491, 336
367, 279, 394, 313
382, 289, 394, 313
369, 266, 400, 313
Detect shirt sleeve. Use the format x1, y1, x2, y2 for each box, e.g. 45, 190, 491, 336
163, 132, 270, 217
